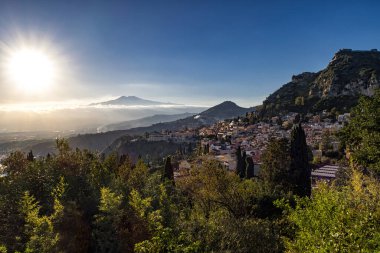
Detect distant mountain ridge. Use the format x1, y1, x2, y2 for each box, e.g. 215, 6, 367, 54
90, 96, 177, 106
126, 101, 252, 132
261, 49, 380, 117
96, 100, 252, 137
95, 101, 253, 149
98, 112, 196, 132
24, 101, 253, 155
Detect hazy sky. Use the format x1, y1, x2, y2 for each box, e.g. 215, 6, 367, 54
0, 0, 379, 106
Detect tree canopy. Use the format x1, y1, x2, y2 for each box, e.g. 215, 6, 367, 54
339, 90, 380, 175
278, 171, 380, 252
0, 118, 378, 253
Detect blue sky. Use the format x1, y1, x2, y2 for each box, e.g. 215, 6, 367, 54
0, 0, 379, 106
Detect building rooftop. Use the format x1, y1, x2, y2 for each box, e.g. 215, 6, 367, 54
312, 165, 340, 179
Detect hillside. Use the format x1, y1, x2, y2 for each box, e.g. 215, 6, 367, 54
18, 130, 131, 156
125, 101, 253, 132
198, 101, 251, 121
260, 49, 380, 118
102, 137, 184, 162
98, 112, 195, 132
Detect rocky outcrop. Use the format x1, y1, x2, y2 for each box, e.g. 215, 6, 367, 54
261, 49, 380, 117
310, 49, 380, 98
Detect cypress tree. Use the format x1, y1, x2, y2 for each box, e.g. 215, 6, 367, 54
188, 142, 193, 154
203, 144, 209, 155
27, 150, 34, 162
246, 157, 255, 179
119, 154, 131, 166
241, 151, 247, 178
235, 146, 243, 177
290, 123, 311, 196
164, 156, 174, 182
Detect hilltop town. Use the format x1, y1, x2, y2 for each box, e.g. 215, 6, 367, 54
138, 108, 350, 183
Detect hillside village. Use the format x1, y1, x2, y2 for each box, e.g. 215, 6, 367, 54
140, 109, 350, 184
123, 48, 380, 182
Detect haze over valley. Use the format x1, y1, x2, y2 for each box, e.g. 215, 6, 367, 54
0, 96, 207, 134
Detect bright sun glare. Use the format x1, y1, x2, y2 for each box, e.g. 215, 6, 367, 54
6, 48, 55, 93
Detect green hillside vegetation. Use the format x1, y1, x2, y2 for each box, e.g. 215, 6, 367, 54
1, 148, 380, 252
0, 139, 51, 155
278, 171, 380, 252
99, 112, 196, 132
103, 137, 186, 163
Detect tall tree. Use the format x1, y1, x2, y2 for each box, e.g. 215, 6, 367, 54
26, 150, 34, 162
260, 138, 292, 193
235, 146, 245, 178
163, 156, 174, 182
241, 151, 247, 178
21, 177, 65, 253
203, 144, 210, 155
93, 187, 123, 253
187, 142, 193, 154
246, 157, 255, 179
290, 123, 311, 196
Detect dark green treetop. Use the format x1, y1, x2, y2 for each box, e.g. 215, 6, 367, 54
290, 123, 311, 196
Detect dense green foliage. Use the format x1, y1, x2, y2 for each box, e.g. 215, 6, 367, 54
177, 160, 285, 252
105, 138, 187, 163
279, 171, 380, 252
339, 90, 380, 175
0, 141, 289, 252
259, 124, 311, 197
259, 138, 292, 194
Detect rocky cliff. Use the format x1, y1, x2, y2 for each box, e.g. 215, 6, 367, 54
261, 49, 380, 117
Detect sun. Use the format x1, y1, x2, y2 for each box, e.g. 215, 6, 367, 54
6, 48, 56, 93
